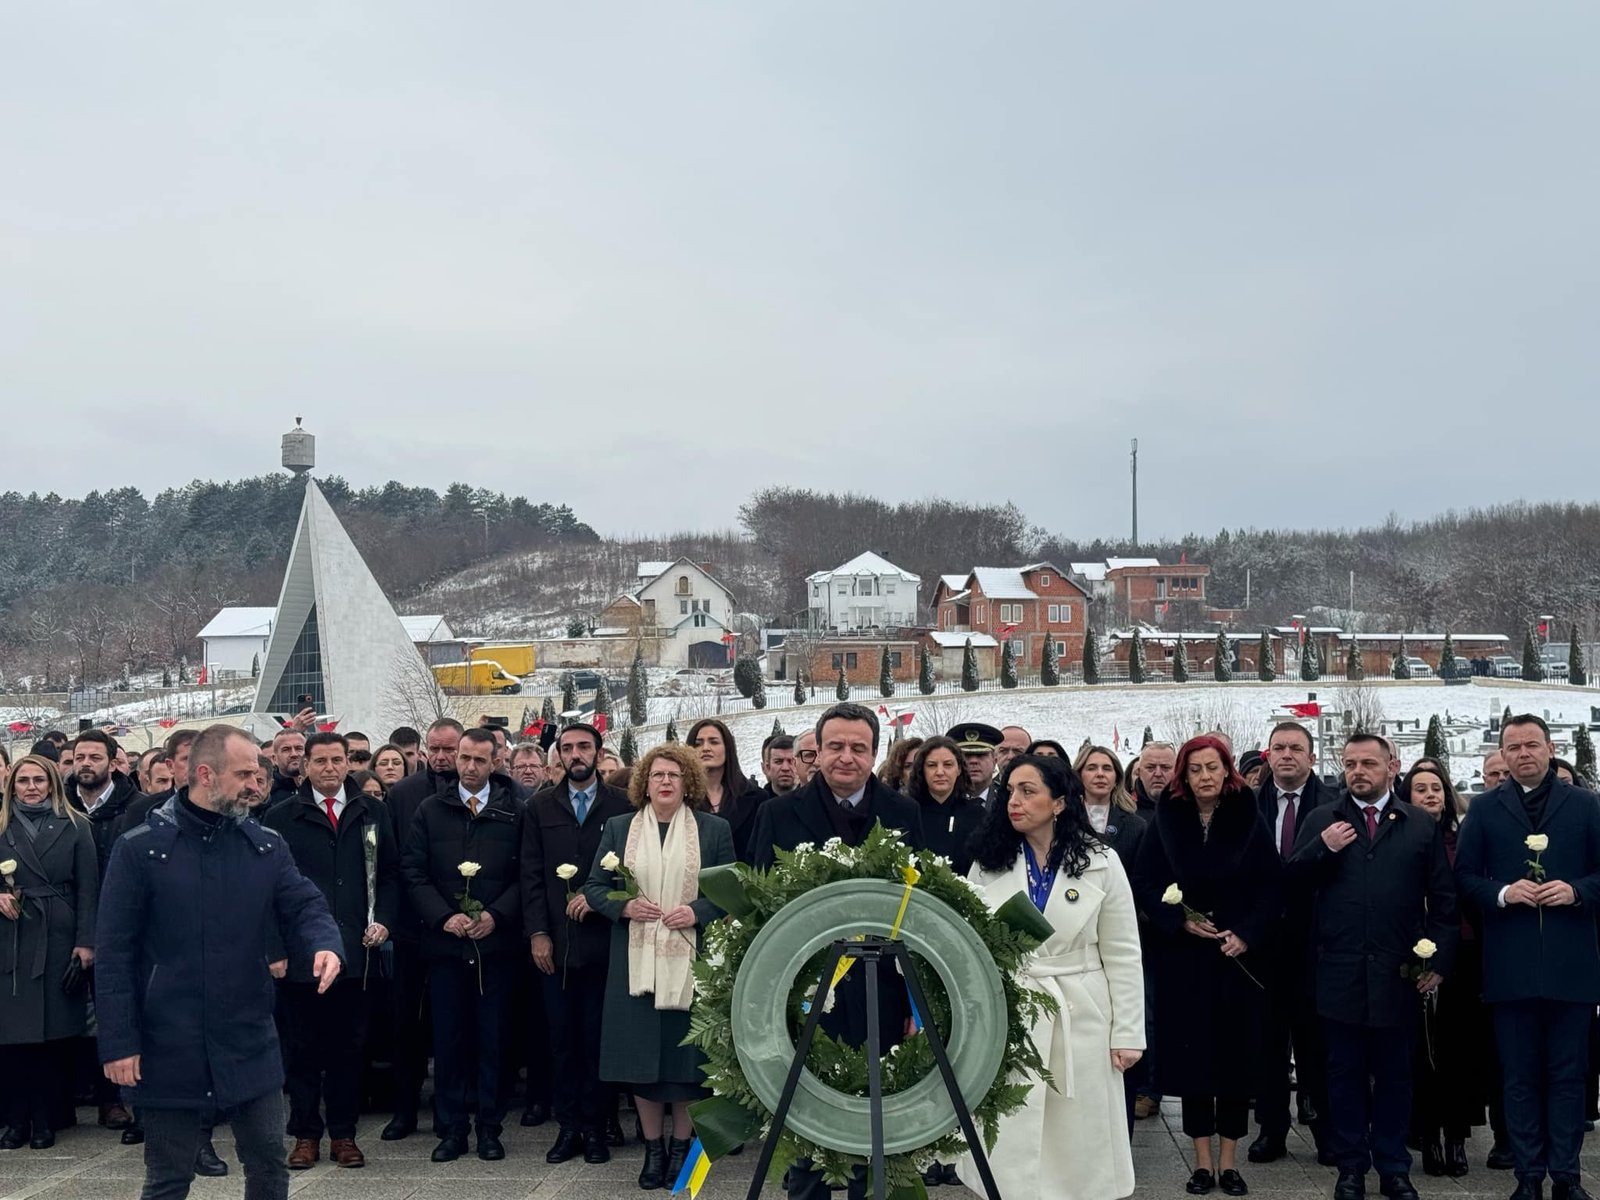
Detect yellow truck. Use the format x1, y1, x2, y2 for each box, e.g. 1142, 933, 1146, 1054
431, 660, 523, 695
476, 643, 537, 677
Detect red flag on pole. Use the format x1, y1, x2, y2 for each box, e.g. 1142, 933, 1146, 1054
7, 721, 33, 734
1112, 724, 1120, 747
1284, 702, 1322, 717
317, 720, 339, 732
197, 665, 208, 685
522, 719, 545, 738
593, 713, 609, 736
157, 718, 178, 729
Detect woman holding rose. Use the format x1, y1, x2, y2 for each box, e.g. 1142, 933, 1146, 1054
1132, 736, 1281, 1196
585, 742, 734, 1191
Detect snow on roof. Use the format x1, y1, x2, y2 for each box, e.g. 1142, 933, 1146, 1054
1105, 557, 1163, 571
946, 589, 972, 604
808, 550, 922, 583
198, 607, 277, 639
1070, 562, 1108, 582
927, 632, 999, 648
939, 574, 969, 593
971, 567, 1036, 600
637, 560, 674, 579
399, 615, 452, 643
1337, 633, 1508, 643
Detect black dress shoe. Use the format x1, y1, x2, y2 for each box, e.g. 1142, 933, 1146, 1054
546, 1128, 584, 1164
1298, 1095, 1320, 1126
1421, 1135, 1445, 1176
584, 1130, 611, 1164
940, 1163, 960, 1185
1553, 1182, 1593, 1200
382, 1114, 417, 1141
1333, 1170, 1366, 1200
194, 1142, 229, 1176
1378, 1174, 1417, 1200
1246, 1134, 1286, 1163
476, 1131, 505, 1161
1186, 1168, 1215, 1195
921, 1164, 943, 1187
520, 1104, 549, 1128
121, 1124, 145, 1146
1445, 1138, 1468, 1177
1218, 1169, 1248, 1196
1510, 1180, 1545, 1200
639, 1137, 667, 1190
608, 1114, 627, 1147
0, 1126, 27, 1150
1487, 1140, 1515, 1170
29, 1129, 55, 1150
431, 1134, 468, 1163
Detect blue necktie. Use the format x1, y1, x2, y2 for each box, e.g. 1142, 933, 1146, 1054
574, 792, 589, 824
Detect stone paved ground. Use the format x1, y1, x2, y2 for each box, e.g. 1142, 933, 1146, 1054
3, 1102, 1596, 1200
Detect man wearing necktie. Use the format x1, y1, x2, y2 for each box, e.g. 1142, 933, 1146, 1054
521, 723, 633, 1167
1289, 733, 1458, 1200
1251, 722, 1338, 1166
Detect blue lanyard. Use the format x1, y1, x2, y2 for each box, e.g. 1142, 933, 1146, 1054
1024, 842, 1057, 913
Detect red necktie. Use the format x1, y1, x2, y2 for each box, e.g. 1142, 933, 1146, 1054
323, 796, 339, 828
1364, 805, 1378, 840
1279, 793, 1298, 858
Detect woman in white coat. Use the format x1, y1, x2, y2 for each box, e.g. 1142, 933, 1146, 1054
955, 752, 1146, 1200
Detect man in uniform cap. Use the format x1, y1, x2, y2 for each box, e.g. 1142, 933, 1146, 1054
947, 723, 1004, 809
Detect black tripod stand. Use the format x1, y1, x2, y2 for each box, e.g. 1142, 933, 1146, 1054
744, 935, 1004, 1200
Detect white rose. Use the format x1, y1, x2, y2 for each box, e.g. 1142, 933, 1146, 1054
823, 838, 844, 850
1413, 939, 1437, 959
1526, 834, 1549, 853
556, 863, 578, 881
458, 861, 482, 878
600, 851, 621, 871
792, 842, 815, 854
1161, 883, 1184, 906
0, 859, 16, 877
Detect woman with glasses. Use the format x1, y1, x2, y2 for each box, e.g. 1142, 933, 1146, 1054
586, 743, 734, 1190
684, 719, 766, 863
371, 744, 409, 790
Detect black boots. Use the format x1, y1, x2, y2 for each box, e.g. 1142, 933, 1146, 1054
639, 1137, 667, 1190
666, 1137, 692, 1184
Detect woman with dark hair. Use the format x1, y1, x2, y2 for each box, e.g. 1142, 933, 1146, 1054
955, 755, 1145, 1200
1025, 739, 1070, 759
1132, 736, 1280, 1197
1404, 761, 1488, 1177
877, 737, 924, 792
349, 769, 386, 800
906, 736, 983, 876
684, 719, 766, 863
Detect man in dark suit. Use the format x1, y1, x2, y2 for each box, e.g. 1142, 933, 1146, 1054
1251, 721, 1338, 1166
1289, 732, 1458, 1200
522, 723, 632, 1166
1455, 714, 1600, 1200
748, 702, 925, 1200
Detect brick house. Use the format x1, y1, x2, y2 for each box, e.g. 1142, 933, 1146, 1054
1071, 558, 1227, 627
795, 638, 921, 688
930, 563, 1088, 668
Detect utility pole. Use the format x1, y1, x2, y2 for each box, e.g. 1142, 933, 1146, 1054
1130, 438, 1139, 548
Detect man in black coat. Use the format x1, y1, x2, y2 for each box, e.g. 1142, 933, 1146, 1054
1132, 741, 1176, 816
1456, 714, 1600, 1200
377, 716, 462, 1141
261, 731, 401, 1170
96, 724, 343, 1200
1289, 732, 1458, 1200
266, 728, 308, 809
401, 727, 524, 1165
748, 703, 925, 1200
1250, 722, 1339, 1165
522, 723, 632, 1165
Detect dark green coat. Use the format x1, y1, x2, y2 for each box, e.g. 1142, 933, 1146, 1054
0, 810, 99, 1045
583, 808, 733, 1086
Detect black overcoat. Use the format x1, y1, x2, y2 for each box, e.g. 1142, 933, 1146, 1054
0, 810, 98, 1044
521, 780, 633, 970
401, 776, 524, 962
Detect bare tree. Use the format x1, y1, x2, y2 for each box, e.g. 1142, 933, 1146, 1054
1163, 691, 1257, 754
1339, 682, 1387, 736
381, 647, 452, 730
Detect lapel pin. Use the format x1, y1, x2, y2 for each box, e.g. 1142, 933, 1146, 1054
1065, 888, 1080, 903
1387, 811, 1398, 820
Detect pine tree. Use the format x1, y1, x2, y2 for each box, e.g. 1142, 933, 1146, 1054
793, 672, 806, 705
251, 653, 259, 678
1142, 725, 1155, 746
566, 616, 586, 638
1129, 630, 1147, 684
592, 675, 613, 725
1439, 631, 1458, 682
835, 667, 850, 701
559, 672, 578, 712
627, 648, 649, 726
1040, 636, 1060, 687
1571, 624, 1588, 687
1300, 630, 1321, 682
733, 655, 760, 699
1172, 636, 1189, 684
1213, 630, 1232, 682
771, 716, 785, 737
1522, 628, 1545, 682
1423, 714, 1448, 765
540, 695, 557, 724
1000, 639, 1019, 689
752, 675, 768, 709
919, 646, 937, 695
178, 657, 189, 685
619, 725, 638, 766
879, 648, 895, 698
1393, 637, 1412, 680
665, 718, 679, 743
1346, 639, 1363, 681
161, 667, 172, 688
1575, 724, 1597, 783
1257, 631, 1275, 682
1502, 705, 1512, 732
961, 639, 980, 692
1083, 628, 1101, 685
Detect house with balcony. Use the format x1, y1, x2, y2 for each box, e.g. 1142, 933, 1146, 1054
805, 551, 921, 632
931, 563, 1088, 668
595, 558, 739, 668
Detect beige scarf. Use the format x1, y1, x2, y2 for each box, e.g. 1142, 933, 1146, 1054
624, 803, 701, 1011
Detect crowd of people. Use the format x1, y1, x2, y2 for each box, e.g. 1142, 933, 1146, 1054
1, 700, 1598, 1200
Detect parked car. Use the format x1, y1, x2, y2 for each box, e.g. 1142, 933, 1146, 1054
1405, 658, 1434, 678
1489, 656, 1522, 678
1545, 660, 1570, 680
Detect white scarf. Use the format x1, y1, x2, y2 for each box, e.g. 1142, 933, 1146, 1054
624, 804, 700, 1011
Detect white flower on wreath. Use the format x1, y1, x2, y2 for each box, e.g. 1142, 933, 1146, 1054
823, 837, 844, 851
792, 842, 816, 854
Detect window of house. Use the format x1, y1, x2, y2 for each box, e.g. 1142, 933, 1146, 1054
1040, 573, 1052, 587
1060, 605, 1072, 624
831, 653, 843, 670
1054, 641, 1066, 656
1010, 639, 1024, 655
838, 583, 849, 595
976, 605, 986, 623
1157, 579, 1168, 598
888, 651, 903, 668
680, 600, 689, 615
847, 652, 858, 669
885, 581, 896, 594
1047, 604, 1059, 622
813, 585, 821, 598
677, 576, 691, 595
692, 613, 707, 627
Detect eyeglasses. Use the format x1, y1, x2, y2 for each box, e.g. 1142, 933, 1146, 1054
797, 751, 817, 763
648, 770, 684, 783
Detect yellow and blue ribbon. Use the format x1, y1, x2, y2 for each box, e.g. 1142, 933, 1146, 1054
670, 1136, 711, 1197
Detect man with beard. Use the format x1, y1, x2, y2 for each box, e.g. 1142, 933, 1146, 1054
268, 729, 308, 808
759, 734, 799, 798
96, 725, 342, 1200
1133, 742, 1177, 816
522, 723, 632, 1164
63, 730, 148, 1132
792, 729, 818, 788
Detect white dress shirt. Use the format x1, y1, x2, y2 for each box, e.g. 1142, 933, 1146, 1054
459, 783, 490, 814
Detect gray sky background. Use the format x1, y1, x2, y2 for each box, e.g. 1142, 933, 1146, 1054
4, 3, 1597, 540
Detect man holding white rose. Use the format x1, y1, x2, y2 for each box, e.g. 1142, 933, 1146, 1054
1456, 714, 1600, 1200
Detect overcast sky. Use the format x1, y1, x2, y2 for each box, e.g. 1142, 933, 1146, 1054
5, 3, 1597, 541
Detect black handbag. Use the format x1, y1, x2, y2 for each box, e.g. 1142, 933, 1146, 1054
61, 954, 88, 997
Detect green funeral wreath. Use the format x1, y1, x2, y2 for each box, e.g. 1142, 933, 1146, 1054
686, 824, 1057, 1197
